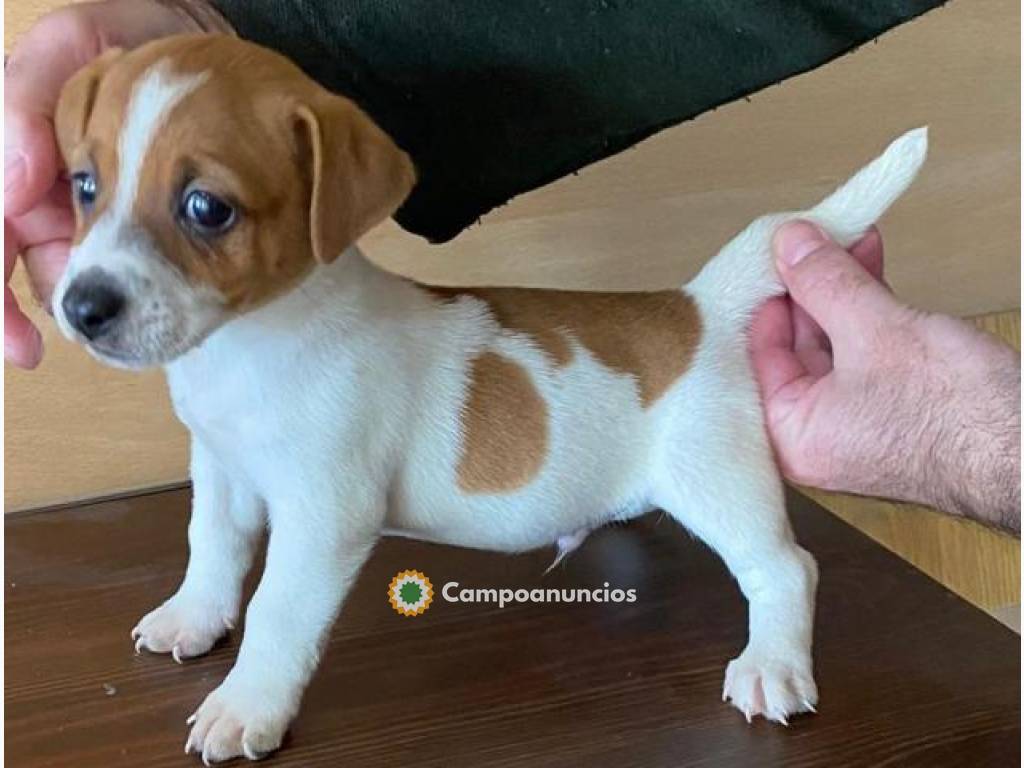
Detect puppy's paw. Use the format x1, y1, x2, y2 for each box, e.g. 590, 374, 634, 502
185, 677, 297, 763
132, 592, 234, 662
722, 649, 818, 725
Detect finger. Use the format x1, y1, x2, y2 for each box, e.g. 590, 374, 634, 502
792, 303, 832, 378
7, 179, 75, 249
4, 111, 60, 218
789, 228, 883, 375
5, 219, 22, 283
23, 240, 71, 313
4, 7, 102, 217
749, 295, 803, 403
849, 227, 886, 284
4, 218, 43, 368
4, 284, 44, 369
773, 220, 897, 345
7, 180, 74, 309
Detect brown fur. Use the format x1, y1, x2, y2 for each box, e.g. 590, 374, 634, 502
458, 352, 549, 493
55, 35, 416, 310
56, 47, 130, 245
55, 36, 703, 498
430, 286, 703, 407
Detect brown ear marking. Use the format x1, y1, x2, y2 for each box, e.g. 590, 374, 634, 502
293, 96, 416, 263
457, 352, 549, 493
54, 48, 125, 162
429, 287, 703, 409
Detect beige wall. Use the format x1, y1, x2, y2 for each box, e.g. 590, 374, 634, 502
6, 0, 1019, 511
4, 0, 1020, 615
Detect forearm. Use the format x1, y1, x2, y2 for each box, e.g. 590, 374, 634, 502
928, 354, 1021, 534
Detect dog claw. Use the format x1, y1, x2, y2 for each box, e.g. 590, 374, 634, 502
172, 645, 184, 665
243, 743, 268, 761
134, 637, 145, 655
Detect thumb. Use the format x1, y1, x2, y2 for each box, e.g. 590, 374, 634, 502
5, 112, 61, 218
773, 220, 897, 345
3, 9, 102, 216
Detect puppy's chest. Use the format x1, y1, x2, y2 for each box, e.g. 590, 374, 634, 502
169, 371, 266, 444
166, 351, 293, 448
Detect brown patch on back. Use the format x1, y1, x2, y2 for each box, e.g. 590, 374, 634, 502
458, 352, 549, 493
429, 286, 703, 408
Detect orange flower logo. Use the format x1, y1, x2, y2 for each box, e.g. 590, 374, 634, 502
388, 570, 434, 616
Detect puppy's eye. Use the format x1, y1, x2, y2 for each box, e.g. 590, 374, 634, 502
180, 189, 235, 236
71, 171, 98, 208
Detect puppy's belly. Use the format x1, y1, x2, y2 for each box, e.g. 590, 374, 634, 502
385, 421, 655, 552
386, 351, 662, 553
382, 491, 652, 553
381, 491, 654, 553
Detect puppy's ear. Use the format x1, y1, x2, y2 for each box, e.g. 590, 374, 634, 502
293, 95, 415, 264
54, 48, 125, 160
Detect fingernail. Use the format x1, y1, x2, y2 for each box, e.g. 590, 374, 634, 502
5, 150, 26, 203
775, 221, 827, 268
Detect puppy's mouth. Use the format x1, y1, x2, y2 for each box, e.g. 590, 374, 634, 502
86, 342, 150, 370
85, 321, 221, 370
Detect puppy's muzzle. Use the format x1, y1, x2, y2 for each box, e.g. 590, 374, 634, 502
61, 268, 127, 342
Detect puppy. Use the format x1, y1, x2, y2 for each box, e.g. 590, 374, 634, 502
51, 35, 927, 763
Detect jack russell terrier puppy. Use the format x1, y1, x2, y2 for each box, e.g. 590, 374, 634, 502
51, 35, 927, 764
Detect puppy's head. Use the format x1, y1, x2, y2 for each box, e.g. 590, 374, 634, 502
52, 35, 415, 368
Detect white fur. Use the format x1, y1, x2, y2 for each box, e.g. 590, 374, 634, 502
105, 130, 927, 762
114, 62, 208, 217
52, 62, 222, 369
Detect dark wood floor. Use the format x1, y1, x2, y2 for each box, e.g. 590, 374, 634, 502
5, 488, 1020, 767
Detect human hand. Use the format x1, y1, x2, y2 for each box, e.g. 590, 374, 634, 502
4, 0, 231, 368
751, 221, 1020, 534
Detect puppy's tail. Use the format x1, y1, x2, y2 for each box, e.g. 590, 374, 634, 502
685, 127, 928, 326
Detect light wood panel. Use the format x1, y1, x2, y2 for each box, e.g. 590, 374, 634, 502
3, 268, 189, 510
5, 1, 189, 513
365, 0, 1021, 320
3, 1, 1019, 615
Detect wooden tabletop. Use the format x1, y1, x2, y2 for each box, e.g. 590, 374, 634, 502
5, 487, 1020, 767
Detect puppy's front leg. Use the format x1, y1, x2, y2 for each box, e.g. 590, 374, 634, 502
185, 492, 379, 764
134, 439, 263, 661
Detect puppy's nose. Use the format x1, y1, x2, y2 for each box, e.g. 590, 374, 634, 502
62, 278, 126, 341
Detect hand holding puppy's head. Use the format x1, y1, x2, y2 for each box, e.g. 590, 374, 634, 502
53, 35, 416, 368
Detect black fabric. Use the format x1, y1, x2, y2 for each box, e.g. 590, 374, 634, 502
212, 0, 946, 243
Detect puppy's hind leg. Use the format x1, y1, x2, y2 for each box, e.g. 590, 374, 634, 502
652, 391, 818, 724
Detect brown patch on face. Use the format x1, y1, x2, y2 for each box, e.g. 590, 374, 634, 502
131, 63, 315, 309
56, 35, 415, 312
56, 48, 131, 244
458, 352, 549, 493
429, 286, 703, 408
